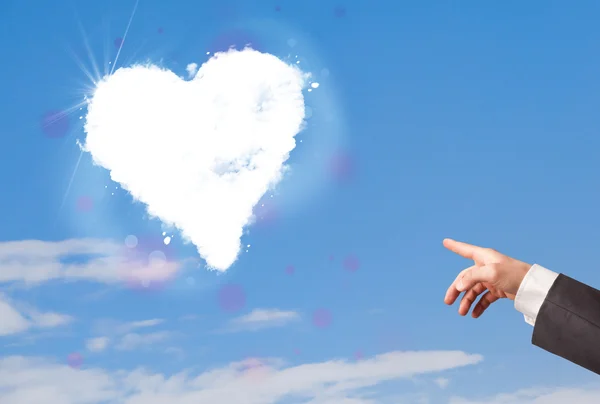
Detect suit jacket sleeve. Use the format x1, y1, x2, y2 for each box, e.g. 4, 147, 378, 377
532, 273, 600, 375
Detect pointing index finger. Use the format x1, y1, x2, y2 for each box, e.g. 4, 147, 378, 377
443, 238, 481, 260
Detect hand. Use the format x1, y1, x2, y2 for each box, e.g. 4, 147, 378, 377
443, 238, 532, 318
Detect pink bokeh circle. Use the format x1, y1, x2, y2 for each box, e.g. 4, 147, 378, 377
334, 6, 347, 18
67, 352, 84, 369
238, 356, 271, 383
312, 308, 333, 328
118, 234, 179, 291
76, 196, 94, 212
218, 283, 246, 313
329, 151, 355, 182
343, 254, 360, 272
41, 110, 70, 138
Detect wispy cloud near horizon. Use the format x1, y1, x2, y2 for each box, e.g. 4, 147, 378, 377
0, 350, 483, 403
0, 294, 72, 337
0, 239, 187, 287
86, 318, 168, 353
224, 308, 300, 332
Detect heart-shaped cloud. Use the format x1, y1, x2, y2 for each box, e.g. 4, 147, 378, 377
84, 49, 308, 271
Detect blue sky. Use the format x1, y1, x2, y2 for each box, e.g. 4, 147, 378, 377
2, 0, 600, 403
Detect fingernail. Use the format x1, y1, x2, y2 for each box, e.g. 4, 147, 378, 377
457, 279, 464, 291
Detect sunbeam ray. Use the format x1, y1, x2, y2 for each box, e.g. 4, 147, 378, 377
65, 45, 97, 86
56, 0, 141, 221
76, 22, 102, 83
110, 0, 140, 76
57, 147, 85, 219
40, 101, 88, 132
102, 17, 111, 77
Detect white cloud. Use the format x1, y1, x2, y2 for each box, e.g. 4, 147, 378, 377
450, 386, 600, 404
226, 308, 300, 332
0, 297, 30, 336
434, 377, 449, 389
92, 318, 164, 336
84, 48, 309, 271
164, 347, 185, 361
115, 332, 171, 351
126, 319, 164, 330
0, 239, 119, 285
185, 62, 198, 78
0, 239, 184, 286
85, 337, 110, 353
28, 311, 72, 328
0, 350, 481, 404
87, 318, 166, 352
0, 294, 72, 336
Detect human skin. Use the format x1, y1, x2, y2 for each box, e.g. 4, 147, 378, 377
443, 239, 532, 318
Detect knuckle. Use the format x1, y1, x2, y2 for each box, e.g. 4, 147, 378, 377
487, 266, 501, 282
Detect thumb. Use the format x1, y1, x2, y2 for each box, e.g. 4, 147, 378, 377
457, 266, 494, 291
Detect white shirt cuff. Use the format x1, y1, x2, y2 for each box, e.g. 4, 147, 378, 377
514, 264, 559, 326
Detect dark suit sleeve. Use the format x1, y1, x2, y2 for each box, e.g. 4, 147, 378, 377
532, 274, 600, 375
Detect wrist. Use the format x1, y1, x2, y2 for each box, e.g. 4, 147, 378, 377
512, 260, 533, 296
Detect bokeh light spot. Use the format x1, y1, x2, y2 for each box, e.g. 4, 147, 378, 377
67, 352, 83, 369
157, 27, 164, 34
329, 151, 355, 182
76, 196, 93, 212
41, 110, 69, 138
275, 5, 281, 12
239, 357, 270, 383
148, 250, 167, 267
312, 308, 333, 328
343, 254, 360, 272
119, 235, 178, 291
354, 350, 364, 360
285, 265, 295, 275
124, 235, 138, 249
334, 6, 347, 18
218, 284, 246, 312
